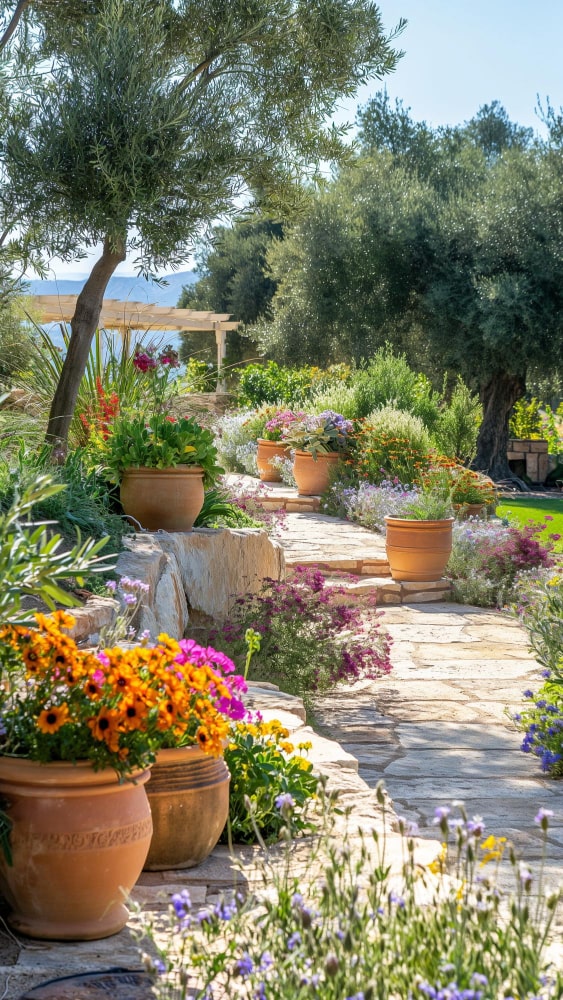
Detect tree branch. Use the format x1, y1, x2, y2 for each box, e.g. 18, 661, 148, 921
0, 0, 31, 52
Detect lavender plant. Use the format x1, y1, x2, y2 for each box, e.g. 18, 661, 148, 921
323, 479, 419, 532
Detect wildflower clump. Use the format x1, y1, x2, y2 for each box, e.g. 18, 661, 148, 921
214, 565, 392, 708
0, 613, 246, 778
513, 574, 563, 776
222, 715, 318, 844
139, 791, 562, 999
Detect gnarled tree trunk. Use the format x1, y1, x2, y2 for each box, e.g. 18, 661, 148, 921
474, 370, 526, 481
45, 236, 126, 448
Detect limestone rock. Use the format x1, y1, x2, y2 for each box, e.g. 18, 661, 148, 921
159, 527, 285, 622
67, 597, 118, 644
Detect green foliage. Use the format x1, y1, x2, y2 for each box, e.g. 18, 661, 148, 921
0, 475, 113, 622
5, 0, 403, 274
309, 381, 358, 419
102, 413, 223, 486
354, 348, 441, 428
509, 397, 543, 439
540, 405, 561, 455
434, 377, 481, 463
193, 486, 260, 530
516, 572, 563, 678
222, 718, 318, 845
178, 358, 217, 394
352, 407, 432, 485
141, 788, 562, 1000
236, 362, 315, 407
0, 444, 129, 550
400, 467, 454, 521
0, 295, 37, 383
178, 219, 284, 327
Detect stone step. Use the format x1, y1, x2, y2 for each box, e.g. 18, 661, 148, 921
324, 575, 452, 606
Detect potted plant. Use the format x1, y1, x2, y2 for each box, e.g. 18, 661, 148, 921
449, 466, 497, 518
102, 412, 224, 531
283, 411, 354, 495
256, 409, 307, 482
0, 613, 246, 939
384, 467, 455, 582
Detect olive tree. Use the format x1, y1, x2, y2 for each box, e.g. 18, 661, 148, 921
2, 0, 403, 446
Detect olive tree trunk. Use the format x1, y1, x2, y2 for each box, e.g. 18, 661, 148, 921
45, 236, 126, 448
474, 370, 526, 481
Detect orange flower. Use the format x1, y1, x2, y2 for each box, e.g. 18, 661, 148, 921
88, 707, 122, 752
37, 703, 70, 734
118, 696, 149, 731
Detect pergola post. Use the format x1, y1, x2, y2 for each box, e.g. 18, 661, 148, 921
214, 324, 227, 392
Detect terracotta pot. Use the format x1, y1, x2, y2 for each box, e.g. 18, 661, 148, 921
120, 465, 204, 531
292, 450, 341, 496
453, 502, 486, 520
0, 758, 152, 940
256, 439, 291, 482
144, 745, 230, 870
384, 516, 454, 582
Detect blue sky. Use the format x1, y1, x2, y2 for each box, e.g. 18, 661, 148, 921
52, 0, 563, 280
345, 0, 563, 132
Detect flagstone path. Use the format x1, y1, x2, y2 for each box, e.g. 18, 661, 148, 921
314, 601, 563, 903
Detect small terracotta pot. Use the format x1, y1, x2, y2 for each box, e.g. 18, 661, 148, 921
120, 465, 204, 531
292, 451, 340, 496
384, 516, 454, 582
0, 758, 152, 940
144, 745, 230, 870
453, 502, 486, 520
256, 439, 291, 482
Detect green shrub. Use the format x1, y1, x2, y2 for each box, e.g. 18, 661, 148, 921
236, 362, 351, 408
236, 361, 313, 406
353, 406, 432, 485
434, 377, 481, 463
509, 397, 543, 439
0, 445, 129, 551
309, 381, 360, 419
352, 347, 441, 428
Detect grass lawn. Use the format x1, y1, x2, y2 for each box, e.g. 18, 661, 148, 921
496, 493, 563, 553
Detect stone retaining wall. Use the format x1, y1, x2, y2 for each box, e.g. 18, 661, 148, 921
507, 437, 548, 483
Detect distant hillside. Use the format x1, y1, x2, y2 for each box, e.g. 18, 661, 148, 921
27, 270, 197, 308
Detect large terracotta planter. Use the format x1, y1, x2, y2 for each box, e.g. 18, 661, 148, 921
384, 516, 454, 582
120, 465, 204, 531
0, 758, 152, 940
144, 745, 230, 870
256, 439, 291, 482
292, 450, 341, 496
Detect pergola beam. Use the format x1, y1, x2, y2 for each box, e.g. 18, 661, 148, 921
31, 295, 240, 389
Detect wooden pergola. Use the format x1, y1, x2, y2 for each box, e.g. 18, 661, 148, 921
32, 295, 240, 390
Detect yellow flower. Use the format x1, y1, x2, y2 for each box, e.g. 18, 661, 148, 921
183, 445, 197, 454
479, 835, 507, 865
280, 741, 295, 754
428, 842, 448, 875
